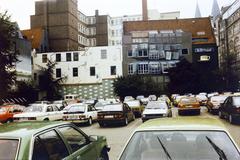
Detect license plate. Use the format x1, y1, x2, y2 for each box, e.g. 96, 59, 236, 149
104, 115, 114, 118
69, 115, 78, 119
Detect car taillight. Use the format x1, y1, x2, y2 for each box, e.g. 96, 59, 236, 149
236, 108, 240, 113
14, 118, 19, 121
79, 115, 85, 118
114, 114, 123, 118
28, 117, 36, 120
98, 115, 104, 118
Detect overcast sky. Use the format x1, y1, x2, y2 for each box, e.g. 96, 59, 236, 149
0, 0, 235, 30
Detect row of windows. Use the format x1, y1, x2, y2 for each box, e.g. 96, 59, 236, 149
78, 13, 96, 25
56, 66, 117, 78
128, 62, 177, 75
78, 23, 96, 36
110, 17, 142, 25
110, 40, 122, 46
111, 29, 123, 37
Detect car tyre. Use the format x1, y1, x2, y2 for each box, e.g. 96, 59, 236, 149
168, 111, 172, 117
98, 148, 109, 160
43, 118, 49, 121
88, 117, 92, 126
6, 118, 13, 123
99, 122, 105, 128
229, 114, 234, 124
219, 111, 224, 119
124, 117, 128, 126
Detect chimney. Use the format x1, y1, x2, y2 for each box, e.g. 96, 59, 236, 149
95, 10, 99, 16
142, 0, 148, 21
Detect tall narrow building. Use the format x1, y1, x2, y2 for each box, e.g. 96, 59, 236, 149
211, 0, 220, 21
195, 1, 202, 18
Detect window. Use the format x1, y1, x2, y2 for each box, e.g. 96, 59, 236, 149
66, 53, 71, 61
42, 54, 47, 63
0, 139, 19, 160
128, 64, 134, 75
182, 49, 189, 55
58, 127, 87, 153
56, 68, 61, 78
32, 130, 69, 160
111, 66, 116, 75
73, 52, 79, 61
149, 62, 161, 74
56, 54, 61, 62
90, 67, 95, 76
73, 68, 78, 77
101, 49, 107, 59
138, 63, 149, 74
128, 50, 133, 57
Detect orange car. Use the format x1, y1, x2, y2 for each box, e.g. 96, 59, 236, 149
178, 97, 200, 115
0, 104, 25, 123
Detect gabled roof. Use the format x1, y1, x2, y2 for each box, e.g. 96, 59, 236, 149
123, 17, 216, 45
21, 28, 44, 49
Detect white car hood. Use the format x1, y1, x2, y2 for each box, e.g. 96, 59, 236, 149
14, 112, 46, 118
143, 108, 168, 115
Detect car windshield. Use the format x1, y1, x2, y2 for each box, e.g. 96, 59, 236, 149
233, 97, 240, 107
102, 105, 122, 111
67, 105, 86, 113
95, 102, 106, 107
146, 102, 167, 109
24, 105, 43, 112
0, 107, 7, 113
180, 98, 197, 104
120, 131, 240, 160
211, 96, 227, 103
0, 139, 19, 160
126, 101, 140, 107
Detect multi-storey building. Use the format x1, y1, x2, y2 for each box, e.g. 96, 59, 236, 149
122, 17, 218, 86
33, 46, 122, 99
30, 0, 109, 52
215, 0, 240, 74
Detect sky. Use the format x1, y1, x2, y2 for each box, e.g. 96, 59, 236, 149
0, 0, 235, 30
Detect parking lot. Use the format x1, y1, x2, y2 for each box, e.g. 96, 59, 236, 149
81, 107, 240, 160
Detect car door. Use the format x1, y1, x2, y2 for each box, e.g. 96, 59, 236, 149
32, 129, 70, 160
52, 105, 63, 120
58, 126, 98, 160
46, 106, 55, 120
221, 98, 229, 115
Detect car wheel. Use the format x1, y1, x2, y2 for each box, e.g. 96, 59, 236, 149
6, 119, 13, 123
98, 148, 109, 160
219, 111, 224, 119
168, 111, 172, 117
99, 122, 104, 127
229, 115, 234, 124
88, 117, 92, 126
124, 117, 128, 126
43, 118, 49, 121
132, 114, 135, 121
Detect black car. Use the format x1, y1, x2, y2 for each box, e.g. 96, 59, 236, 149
219, 96, 240, 124
97, 103, 135, 127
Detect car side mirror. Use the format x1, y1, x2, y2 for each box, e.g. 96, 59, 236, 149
89, 135, 98, 142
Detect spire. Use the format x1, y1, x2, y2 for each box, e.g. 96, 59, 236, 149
211, 0, 220, 20
195, 1, 202, 18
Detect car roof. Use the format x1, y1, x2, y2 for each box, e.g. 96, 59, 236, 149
136, 117, 226, 131
0, 121, 70, 139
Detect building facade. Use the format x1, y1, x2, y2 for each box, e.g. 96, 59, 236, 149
122, 17, 218, 82
215, 0, 240, 74
33, 46, 122, 99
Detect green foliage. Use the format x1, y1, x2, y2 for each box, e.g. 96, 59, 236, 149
0, 11, 19, 99
113, 75, 165, 100
38, 60, 65, 101
167, 57, 239, 94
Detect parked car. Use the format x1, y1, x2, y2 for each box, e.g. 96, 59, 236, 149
52, 100, 68, 110
157, 96, 171, 106
13, 104, 63, 121
63, 103, 98, 125
178, 97, 200, 115
125, 100, 144, 117
219, 96, 240, 124
0, 121, 110, 160
124, 96, 134, 102
118, 117, 240, 160
0, 104, 25, 123
94, 101, 111, 111
174, 95, 187, 106
195, 94, 208, 106
206, 95, 228, 114
142, 101, 171, 122
97, 103, 135, 127
136, 95, 144, 100
148, 95, 157, 101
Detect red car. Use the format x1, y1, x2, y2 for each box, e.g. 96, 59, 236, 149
0, 104, 25, 123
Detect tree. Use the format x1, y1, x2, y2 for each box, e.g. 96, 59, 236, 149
167, 58, 225, 94
0, 11, 19, 99
113, 75, 165, 101
38, 59, 65, 101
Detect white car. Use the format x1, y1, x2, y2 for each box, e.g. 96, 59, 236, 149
94, 101, 112, 111
13, 104, 63, 121
142, 101, 171, 122
63, 103, 98, 125
196, 94, 208, 105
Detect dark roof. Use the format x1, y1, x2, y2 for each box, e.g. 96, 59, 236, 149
123, 17, 216, 45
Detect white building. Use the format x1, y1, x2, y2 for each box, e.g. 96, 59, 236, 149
33, 46, 123, 99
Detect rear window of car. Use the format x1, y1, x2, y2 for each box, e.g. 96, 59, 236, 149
233, 97, 240, 107
67, 105, 86, 113
0, 139, 19, 160
210, 96, 227, 103
102, 105, 123, 111
126, 101, 140, 107
146, 102, 167, 109
180, 98, 197, 103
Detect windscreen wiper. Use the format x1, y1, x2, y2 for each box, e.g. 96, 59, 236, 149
206, 136, 227, 160
157, 136, 172, 160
